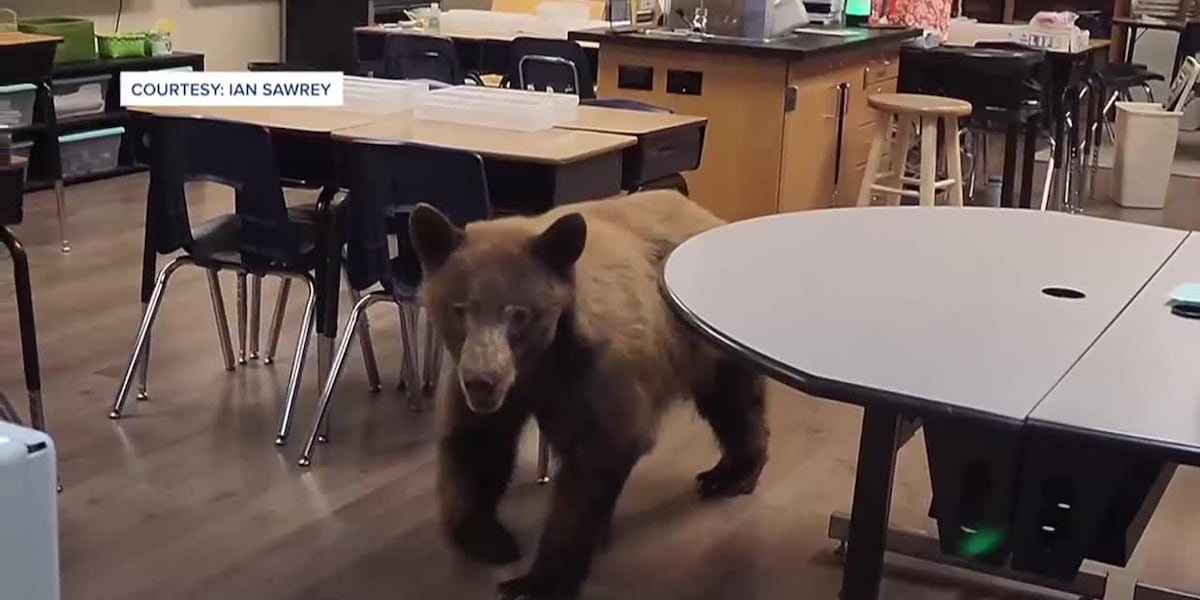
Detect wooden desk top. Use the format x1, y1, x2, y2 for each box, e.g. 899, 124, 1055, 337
355, 16, 616, 46
334, 116, 635, 164
0, 32, 62, 46
129, 106, 383, 134
1112, 16, 1188, 32
558, 106, 706, 136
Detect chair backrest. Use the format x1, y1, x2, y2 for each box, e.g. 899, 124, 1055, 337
146, 116, 300, 266
509, 37, 596, 98
344, 141, 492, 290
1166, 55, 1200, 112
381, 33, 462, 84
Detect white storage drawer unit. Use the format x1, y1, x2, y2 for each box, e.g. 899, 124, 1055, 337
0, 421, 60, 600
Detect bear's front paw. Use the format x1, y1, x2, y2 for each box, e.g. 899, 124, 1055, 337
496, 574, 580, 600
449, 517, 522, 565
696, 456, 764, 500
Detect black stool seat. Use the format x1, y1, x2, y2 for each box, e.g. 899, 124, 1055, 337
1098, 67, 1165, 88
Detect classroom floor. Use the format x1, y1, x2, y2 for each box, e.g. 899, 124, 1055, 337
4, 172, 1200, 600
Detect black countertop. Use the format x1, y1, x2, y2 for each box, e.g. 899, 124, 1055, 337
570, 25, 920, 59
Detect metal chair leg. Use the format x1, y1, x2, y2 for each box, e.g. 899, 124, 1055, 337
110, 258, 189, 419
1040, 137, 1057, 211
206, 269, 236, 372
236, 272, 248, 365
298, 292, 389, 466
398, 303, 423, 411
249, 275, 262, 360
421, 311, 442, 395
536, 428, 552, 484
54, 180, 69, 254
274, 275, 318, 446
347, 284, 382, 393
0, 227, 44, 432
263, 278, 291, 365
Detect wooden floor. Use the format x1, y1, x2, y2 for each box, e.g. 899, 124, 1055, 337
4, 172, 1200, 600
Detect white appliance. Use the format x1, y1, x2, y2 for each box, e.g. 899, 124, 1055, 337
0, 421, 60, 600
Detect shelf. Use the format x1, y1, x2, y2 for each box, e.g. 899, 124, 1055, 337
56, 111, 128, 130
50, 52, 206, 78
24, 164, 147, 192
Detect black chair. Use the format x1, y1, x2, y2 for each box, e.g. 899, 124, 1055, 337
110, 116, 328, 446
381, 33, 484, 85
0, 158, 44, 435
297, 142, 492, 466
509, 37, 597, 98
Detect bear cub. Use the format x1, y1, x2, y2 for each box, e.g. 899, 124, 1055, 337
410, 190, 769, 600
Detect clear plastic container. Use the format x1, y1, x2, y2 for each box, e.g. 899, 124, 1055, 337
58, 126, 125, 179
343, 76, 429, 114
415, 94, 557, 131
52, 74, 112, 120
429, 85, 579, 122
0, 84, 37, 128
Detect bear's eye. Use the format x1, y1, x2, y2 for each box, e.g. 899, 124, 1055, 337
504, 305, 531, 329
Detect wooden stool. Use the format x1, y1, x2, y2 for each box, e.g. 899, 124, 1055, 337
857, 93, 973, 207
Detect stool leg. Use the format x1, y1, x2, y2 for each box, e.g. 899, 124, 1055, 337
236, 272, 248, 365
943, 117, 965, 207
249, 275, 262, 360
919, 116, 938, 207
857, 116, 892, 207
886, 116, 913, 206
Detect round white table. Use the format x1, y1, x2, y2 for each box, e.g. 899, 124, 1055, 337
662, 207, 1188, 599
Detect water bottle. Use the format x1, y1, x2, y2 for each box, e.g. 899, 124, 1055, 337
427, 3, 441, 32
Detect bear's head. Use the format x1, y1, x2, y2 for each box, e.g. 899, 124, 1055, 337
410, 203, 586, 415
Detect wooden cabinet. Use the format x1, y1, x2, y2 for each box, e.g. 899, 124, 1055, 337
594, 39, 905, 221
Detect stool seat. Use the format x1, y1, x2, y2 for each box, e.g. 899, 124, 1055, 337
858, 93, 972, 207
868, 93, 973, 117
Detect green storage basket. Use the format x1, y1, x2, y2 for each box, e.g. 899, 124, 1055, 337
17, 16, 97, 64
96, 32, 147, 59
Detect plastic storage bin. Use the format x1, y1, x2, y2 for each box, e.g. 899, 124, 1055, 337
0, 84, 37, 128
52, 74, 111, 120
58, 126, 124, 179
11, 140, 33, 162
1113, 101, 1181, 209
17, 16, 97, 63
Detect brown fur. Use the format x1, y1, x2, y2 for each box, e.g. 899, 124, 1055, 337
411, 190, 769, 600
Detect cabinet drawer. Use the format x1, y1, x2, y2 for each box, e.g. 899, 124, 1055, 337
863, 57, 899, 86
845, 121, 890, 174
621, 122, 706, 189
852, 77, 898, 125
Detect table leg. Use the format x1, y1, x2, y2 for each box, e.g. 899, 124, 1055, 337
1019, 115, 1038, 209
840, 405, 903, 600
0, 227, 44, 432
1001, 122, 1019, 208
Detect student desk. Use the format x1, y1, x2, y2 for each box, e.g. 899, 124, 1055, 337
129, 104, 640, 393
662, 207, 1199, 599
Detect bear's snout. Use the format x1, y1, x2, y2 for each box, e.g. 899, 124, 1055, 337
460, 374, 501, 414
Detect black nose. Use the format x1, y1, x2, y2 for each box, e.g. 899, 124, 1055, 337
462, 377, 496, 398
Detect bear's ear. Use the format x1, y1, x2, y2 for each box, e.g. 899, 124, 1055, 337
409, 203, 464, 272
530, 212, 587, 278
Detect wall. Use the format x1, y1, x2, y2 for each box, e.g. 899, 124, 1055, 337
8, 0, 280, 70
